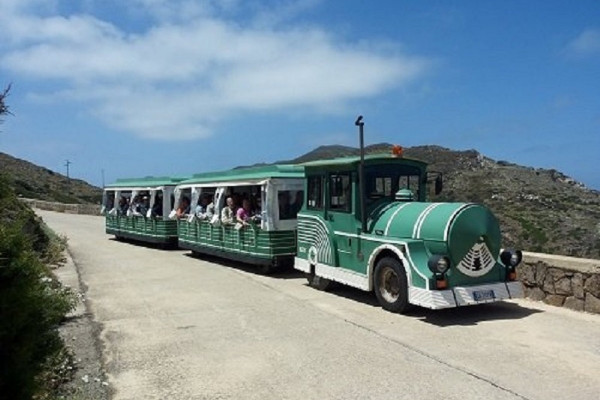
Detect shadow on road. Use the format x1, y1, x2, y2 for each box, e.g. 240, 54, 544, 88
183, 251, 306, 280
108, 237, 179, 250
181, 249, 544, 325
312, 284, 543, 325
409, 302, 543, 326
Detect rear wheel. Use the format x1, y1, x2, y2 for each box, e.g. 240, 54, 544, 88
306, 271, 332, 291
373, 257, 410, 313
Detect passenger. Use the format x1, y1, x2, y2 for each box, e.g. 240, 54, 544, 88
118, 196, 129, 216
195, 194, 215, 220
221, 196, 237, 225
236, 198, 253, 226
290, 191, 303, 217
139, 195, 150, 216
252, 195, 262, 222
176, 196, 191, 218
130, 195, 141, 214
152, 193, 164, 217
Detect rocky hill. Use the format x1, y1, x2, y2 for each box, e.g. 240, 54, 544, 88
290, 144, 600, 259
0, 152, 102, 204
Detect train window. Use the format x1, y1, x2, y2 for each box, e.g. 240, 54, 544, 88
278, 190, 304, 220
329, 173, 351, 212
104, 191, 115, 209
307, 176, 323, 210
398, 175, 420, 196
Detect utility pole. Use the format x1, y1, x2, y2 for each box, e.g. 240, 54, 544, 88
64, 159, 72, 179
101, 168, 105, 188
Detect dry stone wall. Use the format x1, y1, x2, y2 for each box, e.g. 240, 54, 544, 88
20, 198, 100, 216
519, 252, 600, 314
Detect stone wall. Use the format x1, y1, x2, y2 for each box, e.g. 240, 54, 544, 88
20, 198, 100, 216
519, 252, 600, 314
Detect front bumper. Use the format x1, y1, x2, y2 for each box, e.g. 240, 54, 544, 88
409, 281, 524, 310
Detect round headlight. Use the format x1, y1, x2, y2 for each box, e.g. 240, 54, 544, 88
510, 253, 519, 266
436, 257, 449, 273
500, 249, 522, 267
428, 255, 450, 274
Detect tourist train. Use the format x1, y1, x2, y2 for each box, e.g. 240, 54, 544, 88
102, 117, 523, 313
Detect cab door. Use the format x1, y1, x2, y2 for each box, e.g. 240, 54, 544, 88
326, 172, 361, 270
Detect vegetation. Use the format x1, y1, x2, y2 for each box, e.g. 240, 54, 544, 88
0, 84, 11, 126
0, 152, 102, 204
0, 176, 76, 399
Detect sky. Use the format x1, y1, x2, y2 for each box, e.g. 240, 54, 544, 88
0, 0, 599, 189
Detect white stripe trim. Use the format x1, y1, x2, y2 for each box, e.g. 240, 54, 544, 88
415, 203, 444, 239
384, 202, 413, 235
332, 231, 429, 288
412, 203, 441, 239
443, 204, 476, 241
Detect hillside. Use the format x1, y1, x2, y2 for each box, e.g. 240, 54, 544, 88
290, 144, 600, 259
0, 152, 102, 204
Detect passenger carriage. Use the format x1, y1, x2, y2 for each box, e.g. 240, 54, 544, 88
295, 147, 523, 313
102, 177, 186, 245
173, 164, 305, 272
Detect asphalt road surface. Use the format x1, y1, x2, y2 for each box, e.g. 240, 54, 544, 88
38, 210, 600, 400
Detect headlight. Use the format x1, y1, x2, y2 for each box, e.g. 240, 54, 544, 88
500, 249, 522, 267
428, 255, 450, 274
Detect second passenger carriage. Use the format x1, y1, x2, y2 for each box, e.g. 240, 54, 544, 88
172, 164, 305, 273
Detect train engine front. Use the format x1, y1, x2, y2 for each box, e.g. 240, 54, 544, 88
369, 194, 523, 312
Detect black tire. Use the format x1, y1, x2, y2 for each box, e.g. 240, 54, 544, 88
306, 272, 333, 291
373, 257, 410, 313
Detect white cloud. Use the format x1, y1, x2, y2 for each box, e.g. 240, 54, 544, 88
565, 28, 600, 57
0, 0, 430, 140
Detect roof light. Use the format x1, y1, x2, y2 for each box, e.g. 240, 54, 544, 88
392, 145, 403, 157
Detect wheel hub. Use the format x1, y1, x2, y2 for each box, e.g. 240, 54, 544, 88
379, 267, 400, 303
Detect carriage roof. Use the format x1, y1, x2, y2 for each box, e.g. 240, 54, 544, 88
105, 176, 188, 190
179, 164, 305, 186
299, 153, 428, 170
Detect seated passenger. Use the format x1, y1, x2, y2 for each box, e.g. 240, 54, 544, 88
236, 199, 253, 226
139, 195, 150, 216
176, 196, 191, 218
221, 196, 237, 225
152, 193, 163, 217
118, 196, 129, 216
195, 194, 215, 220
130, 195, 141, 214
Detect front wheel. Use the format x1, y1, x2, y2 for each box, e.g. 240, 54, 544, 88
373, 257, 410, 313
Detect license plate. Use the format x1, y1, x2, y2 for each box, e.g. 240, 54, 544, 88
473, 289, 495, 301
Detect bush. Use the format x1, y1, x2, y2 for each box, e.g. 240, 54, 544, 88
0, 177, 75, 399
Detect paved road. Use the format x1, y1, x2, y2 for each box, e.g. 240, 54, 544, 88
38, 210, 600, 400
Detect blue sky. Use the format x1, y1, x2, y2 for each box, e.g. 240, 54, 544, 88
1, 0, 599, 189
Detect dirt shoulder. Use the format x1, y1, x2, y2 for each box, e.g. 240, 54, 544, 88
53, 250, 111, 399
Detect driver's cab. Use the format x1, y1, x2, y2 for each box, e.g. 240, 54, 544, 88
299, 154, 439, 268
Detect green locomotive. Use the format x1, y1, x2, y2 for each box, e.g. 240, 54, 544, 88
294, 118, 523, 312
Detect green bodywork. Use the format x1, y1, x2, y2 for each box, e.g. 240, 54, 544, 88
178, 220, 296, 267
105, 215, 178, 244
104, 176, 186, 245
176, 164, 305, 267
296, 154, 510, 291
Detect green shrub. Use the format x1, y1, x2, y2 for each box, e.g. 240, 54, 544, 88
0, 177, 75, 399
